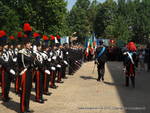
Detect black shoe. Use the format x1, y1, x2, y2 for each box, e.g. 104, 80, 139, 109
125, 84, 129, 87
16, 90, 21, 95
44, 92, 51, 96
63, 77, 68, 79
50, 85, 58, 89
97, 79, 100, 82
102, 78, 104, 81
36, 99, 44, 104
42, 98, 47, 101
2, 97, 11, 102
2, 98, 9, 102
57, 81, 64, 83
26, 109, 34, 113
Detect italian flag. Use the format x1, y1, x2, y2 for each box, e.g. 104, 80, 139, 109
85, 39, 90, 57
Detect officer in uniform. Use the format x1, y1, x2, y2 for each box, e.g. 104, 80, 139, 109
49, 44, 58, 89
34, 41, 50, 103
55, 44, 64, 83
95, 40, 107, 82
14, 34, 23, 95
0, 33, 16, 102
18, 36, 34, 113
42, 44, 51, 95
61, 44, 69, 79
123, 42, 137, 88
146, 43, 150, 72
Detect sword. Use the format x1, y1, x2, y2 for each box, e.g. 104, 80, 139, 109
92, 63, 96, 74
19, 68, 27, 75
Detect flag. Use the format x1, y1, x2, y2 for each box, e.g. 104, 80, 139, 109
55, 37, 59, 43
85, 39, 90, 57
90, 38, 94, 55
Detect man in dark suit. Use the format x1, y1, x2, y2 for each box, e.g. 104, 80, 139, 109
95, 40, 107, 82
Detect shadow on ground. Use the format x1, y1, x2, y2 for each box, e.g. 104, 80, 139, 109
1, 100, 20, 113
80, 75, 97, 80
107, 62, 150, 113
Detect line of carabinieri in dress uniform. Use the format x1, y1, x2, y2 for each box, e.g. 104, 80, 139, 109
0, 23, 84, 113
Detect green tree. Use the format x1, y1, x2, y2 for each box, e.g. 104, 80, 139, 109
94, 0, 117, 38
68, 0, 91, 43
88, 0, 98, 34
0, 1, 20, 35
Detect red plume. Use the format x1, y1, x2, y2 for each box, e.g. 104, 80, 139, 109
0, 30, 6, 38
24, 34, 28, 38
42, 35, 49, 40
56, 35, 61, 39
127, 42, 137, 51
23, 23, 32, 32
50, 35, 55, 40
33, 32, 40, 38
17, 32, 22, 38
9, 36, 15, 40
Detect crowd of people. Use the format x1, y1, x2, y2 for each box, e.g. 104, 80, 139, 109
85, 43, 150, 72
0, 23, 84, 113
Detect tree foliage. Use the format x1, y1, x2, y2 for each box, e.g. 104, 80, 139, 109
0, 0, 68, 36
1, 0, 150, 44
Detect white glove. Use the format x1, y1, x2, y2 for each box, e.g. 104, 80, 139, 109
64, 60, 68, 65
19, 68, 27, 75
45, 70, 50, 75
57, 64, 61, 68
10, 69, 16, 75
52, 56, 57, 60
41, 53, 48, 60
51, 67, 56, 71
50, 52, 53, 56
48, 58, 51, 62
13, 58, 17, 62
123, 52, 127, 55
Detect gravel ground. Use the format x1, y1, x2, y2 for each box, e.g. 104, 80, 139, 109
0, 61, 150, 113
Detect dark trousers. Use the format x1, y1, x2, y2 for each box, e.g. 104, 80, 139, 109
57, 68, 62, 82
43, 73, 50, 93
0, 68, 1, 87
50, 71, 56, 87
69, 62, 74, 75
15, 75, 21, 93
20, 69, 32, 112
125, 76, 135, 87
62, 66, 66, 78
35, 71, 44, 101
1, 68, 11, 99
97, 63, 105, 81
147, 61, 150, 71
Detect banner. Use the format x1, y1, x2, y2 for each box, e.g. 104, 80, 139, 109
60, 36, 69, 45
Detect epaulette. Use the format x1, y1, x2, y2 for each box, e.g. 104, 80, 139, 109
18, 49, 30, 56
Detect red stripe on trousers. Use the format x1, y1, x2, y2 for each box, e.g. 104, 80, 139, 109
44, 73, 47, 93
21, 72, 26, 112
130, 64, 134, 75
16, 77, 19, 92
57, 72, 61, 82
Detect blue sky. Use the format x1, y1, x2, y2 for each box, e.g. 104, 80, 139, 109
66, 0, 106, 11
